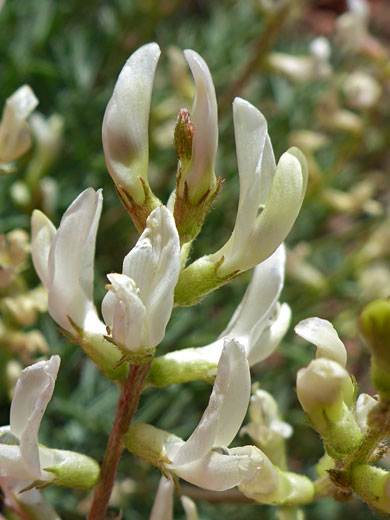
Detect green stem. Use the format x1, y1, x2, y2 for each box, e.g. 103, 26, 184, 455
86, 361, 151, 520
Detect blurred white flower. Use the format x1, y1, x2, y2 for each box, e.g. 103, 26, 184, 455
343, 71, 381, 110
102, 206, 180, 354
0, 85, 38, 166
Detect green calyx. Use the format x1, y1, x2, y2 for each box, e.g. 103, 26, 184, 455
174, 255, 240, 306
42, 448, 100, 490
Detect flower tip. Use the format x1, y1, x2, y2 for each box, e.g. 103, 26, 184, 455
233, 97, 267, 132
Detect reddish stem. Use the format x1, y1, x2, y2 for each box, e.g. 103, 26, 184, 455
87, 362, 151, 520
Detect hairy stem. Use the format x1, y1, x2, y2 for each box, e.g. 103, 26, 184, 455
87, 361, 152, 520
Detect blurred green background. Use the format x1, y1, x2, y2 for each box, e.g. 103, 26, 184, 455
0, 0, 389, 518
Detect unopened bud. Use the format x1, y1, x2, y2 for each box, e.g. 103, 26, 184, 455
297, 358, 362, 455
359, 299, 390, 400
174, 108, 194, 165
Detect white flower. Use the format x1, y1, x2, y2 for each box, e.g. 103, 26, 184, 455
207, 98, 308, 276
241, 385, 293, 446
31, 188, 105, 335
0, 85, 38, 166
162, 339, 278, 493
294, 317, 347, 367
296, 358, 353, 415
177, 49, 218, 202
151, 245, 291, 383
0, 356, 62, 516
102, 206, 180, 353
355, 393, 377, 432
102, 43, 161, 205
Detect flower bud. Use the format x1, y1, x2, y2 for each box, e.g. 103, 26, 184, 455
297, 358, 362, 455
102, 43, 162, 232
359, 299, 390, 400
172, 51, 221, 244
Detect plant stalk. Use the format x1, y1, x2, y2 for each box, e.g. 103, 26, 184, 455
87, 361, 152, 520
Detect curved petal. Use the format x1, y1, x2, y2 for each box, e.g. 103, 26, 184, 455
48, 188, 104, 334
150, 477, 174, 520
102, 43, 161, 205
221, 245, 286, 356
31, 210, 56, 289
0, 445, 37, 480
248, 302, 291, 366
356, 393, 377, 432
122, 206, 180, 348
182, 50, 218, 201
294, 317, 347, 367
10, 356, 60, 478
103, 273, 148, 353
0, 85, 38, 164
172, 339, 250, 466
171, 445, 275, 492
210, 98, 274, 269
181, 496, 198, 520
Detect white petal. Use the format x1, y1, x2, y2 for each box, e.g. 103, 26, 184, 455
149, 477, 174, 520
210, 98, 274, 269
181, 496, 198, 520
355, 393, 377, 432
0, 445, 37, 480
296, 358, 350, 413
294, 317, 347, 367
104, 273, 148, 353
248, 302, 291, 366
216, 146, 307, 275
122, 206, 180, 348
172, 339, 250, 466
31, 210, 56, 289
222, 245, 286, 358
172, 445, 275, 492
182, 50, 218, 201
0, 85, 38, 164
102, 43, 160, 204
47, 188, 103, 333
10, 356, 60, 478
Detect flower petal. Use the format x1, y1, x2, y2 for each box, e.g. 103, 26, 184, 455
171, 445, 275, 492
150, 477, 174, 520
31, 210, 56, 289
181, 50, 218, 202
295, 317, 347, 367
248, 302, 291, 366
103, 273, 148, 353
122, 206, 180, 348
209, 98, 274, 271
47, 188, 104, 333
221, 245, 286, 362
0, 85, 38, 164
102, 43, 161, 205
181, 496, 198, 520
172, 339, 250, 466
10, 356, 60, 478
